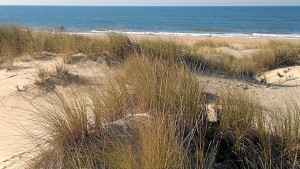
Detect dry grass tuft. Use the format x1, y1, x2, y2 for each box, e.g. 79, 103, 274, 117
34, 63, 86, 91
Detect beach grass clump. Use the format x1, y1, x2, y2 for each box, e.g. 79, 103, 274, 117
100, 33, 139, 65
217, 89, 260, 152
136, 39, 237, 77
95, 115, 189, 169
231, 57, 257, 77
0, 26, 34, 54
136, 116, 188, 169
184, 43, 257, 77
29, 90, 95, 168
90, 54, 208, 139
206, 88, 263, 168
191, 39, 300, 77
137, 39, 222, 74
32, 32, 105, 56
137, 39, 190, 64
184, 48, 238, 75
252, 40, 300, 71
0, 26, 34, 68
123, 55, 207, 126
246, 98, 300, 169
35, 32, 62, 53
100, 55, 211, 167
211, 89, 300, 168
271, 99, 300, 168
28, 55, 209, 168
65, 33, 139, 65
35, 63, 85, 91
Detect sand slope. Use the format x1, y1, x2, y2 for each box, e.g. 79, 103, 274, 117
257, 66, 300, 86
0, 55, 110, 168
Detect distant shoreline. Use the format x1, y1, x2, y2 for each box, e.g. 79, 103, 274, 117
74, 30, 300, 39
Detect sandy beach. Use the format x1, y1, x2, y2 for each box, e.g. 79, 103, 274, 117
1, 34, 300, 168
131, 35, 300, 47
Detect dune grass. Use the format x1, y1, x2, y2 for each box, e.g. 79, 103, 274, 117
24, 54, 300, 168
0, 26, 299, 168
28, 55, 207, 168
1, 26, 300, 78
0, 26, 34, 68
252, 40, 300, 71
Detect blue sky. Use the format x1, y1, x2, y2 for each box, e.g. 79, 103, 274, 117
0, 0, 299, 6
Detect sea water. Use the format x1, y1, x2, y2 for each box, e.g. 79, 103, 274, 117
0, 6, 299, 38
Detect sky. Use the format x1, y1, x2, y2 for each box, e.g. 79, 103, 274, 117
0, 0, 299, 6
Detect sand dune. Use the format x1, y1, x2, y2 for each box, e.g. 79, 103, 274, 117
1, 36, 300, 168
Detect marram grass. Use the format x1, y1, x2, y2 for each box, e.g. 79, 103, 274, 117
1, 26, 298, 168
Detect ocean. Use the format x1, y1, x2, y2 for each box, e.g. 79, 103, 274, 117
0, 6, 300, 38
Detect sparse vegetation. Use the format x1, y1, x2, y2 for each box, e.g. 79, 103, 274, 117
35, 63, 86, 91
